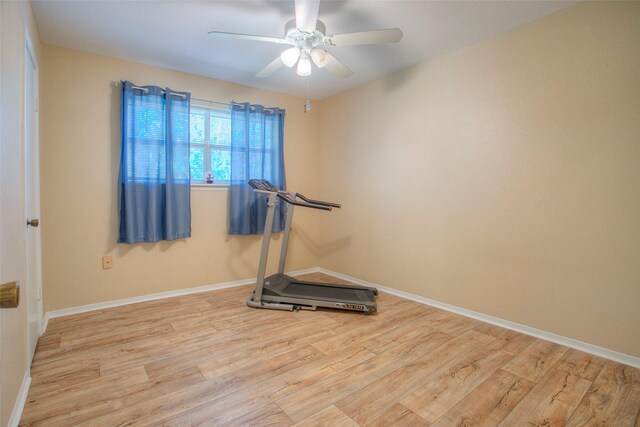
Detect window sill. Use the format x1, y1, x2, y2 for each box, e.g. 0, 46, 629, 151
191, 183, 228, 191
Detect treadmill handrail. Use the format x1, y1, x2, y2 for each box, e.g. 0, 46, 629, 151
249, 179, 336, 211
295, 193, 341, 209
277, 193, 332, 211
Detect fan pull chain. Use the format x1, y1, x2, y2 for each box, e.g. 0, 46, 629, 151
304, 79, 311, 113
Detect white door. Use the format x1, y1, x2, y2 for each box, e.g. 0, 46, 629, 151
25, 37, 42, 361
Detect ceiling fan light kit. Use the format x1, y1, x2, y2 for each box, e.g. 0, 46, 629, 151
281, 47, 301, 67
297, 54, 312, 76
310, 48, 328, 69
208, 0, 403, 79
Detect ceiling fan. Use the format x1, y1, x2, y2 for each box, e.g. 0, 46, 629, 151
208, 0, 403, 79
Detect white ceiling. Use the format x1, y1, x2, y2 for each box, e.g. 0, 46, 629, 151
31, 0, 578, 100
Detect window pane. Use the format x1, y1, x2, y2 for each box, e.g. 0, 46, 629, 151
211, 149, 230, 181
190, 112, 205, 142
190, 145, 204, 180
211, 114, 231, 146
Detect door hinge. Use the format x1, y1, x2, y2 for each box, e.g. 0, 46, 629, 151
35, 98, 39, 112
37, 286, 42, 301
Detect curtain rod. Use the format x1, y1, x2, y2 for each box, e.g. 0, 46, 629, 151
113, 81, 279, 113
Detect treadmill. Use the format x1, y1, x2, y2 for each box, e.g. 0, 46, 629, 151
246, 179, 378, 314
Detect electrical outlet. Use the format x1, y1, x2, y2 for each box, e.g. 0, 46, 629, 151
102, 255, 113, 269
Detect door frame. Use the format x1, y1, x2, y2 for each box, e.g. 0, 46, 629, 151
24, 25, 43, 362
0, 1, 3, 397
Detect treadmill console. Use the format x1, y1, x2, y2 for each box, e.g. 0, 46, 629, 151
249, 179, 278, 192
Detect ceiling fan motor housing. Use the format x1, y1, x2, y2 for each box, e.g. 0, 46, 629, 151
284, 19, 329, 52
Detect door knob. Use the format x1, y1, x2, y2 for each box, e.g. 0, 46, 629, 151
27, 218, 39, 227
0, 282, 20, 308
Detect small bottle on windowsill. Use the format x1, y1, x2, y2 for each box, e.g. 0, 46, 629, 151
205, 172, 214, 184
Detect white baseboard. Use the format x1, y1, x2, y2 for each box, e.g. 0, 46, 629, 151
8, 371, 31, 427
316, 267, 640, 369
42, 267, 318, 331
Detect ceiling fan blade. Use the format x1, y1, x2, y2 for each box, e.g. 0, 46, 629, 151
208, 31, 288, 45
295, 0, 320, 32
327, 28, 403, 47
323, 52, 352, 79
256, 56, 284, 78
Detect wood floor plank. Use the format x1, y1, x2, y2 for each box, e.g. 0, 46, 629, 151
194, 330, 335, 381
431, 369, 535, 427
20, 272, 640, 427
173, 296, 212, 312
23, 365, 205, 426
473, 321, 508, 337
120, 371, 282, 426
20, 366, 149, 425
206, 307, 301, 331
358, 314, 439, 355
294, 405, 358, 427
277, 329, 454, 423
196, 345, 326, 392
99, 312, 331, 377
77, 341, 373, 426
59, 321, 176, 350
311, 303, 433, 355
56, 308, 191, 346
499, 367, 592, 426
144, 315, 336, 381
427, 311, 482, 337
553, 347, 606, 382
28, 358, 101, 399
156, 389, 278, 426
400, 348, 515, 423
502, 339, 569, 382
335, 331, 495, 425
261, 345, 378, 403
169, 303, 260, 331
475, 323, 537, 355
218, 402, 295, 426
33, 332, 61, 353
96, 326, 237, 376
45, 298, 186, 334
32, 320, 199, 370
363, 403, 429, 427
567, 361, 640, 426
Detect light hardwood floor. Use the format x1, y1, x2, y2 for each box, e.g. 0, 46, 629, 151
22, 273, 640, 426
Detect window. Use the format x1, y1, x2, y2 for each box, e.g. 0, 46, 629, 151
189, 105, 231, 184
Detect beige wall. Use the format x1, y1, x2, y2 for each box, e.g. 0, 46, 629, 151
40, 46, 321, 312
316, 2, 640, 357
0, 0, 42, 424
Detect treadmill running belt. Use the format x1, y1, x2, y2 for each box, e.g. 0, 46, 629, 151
283, 282, 375, 302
